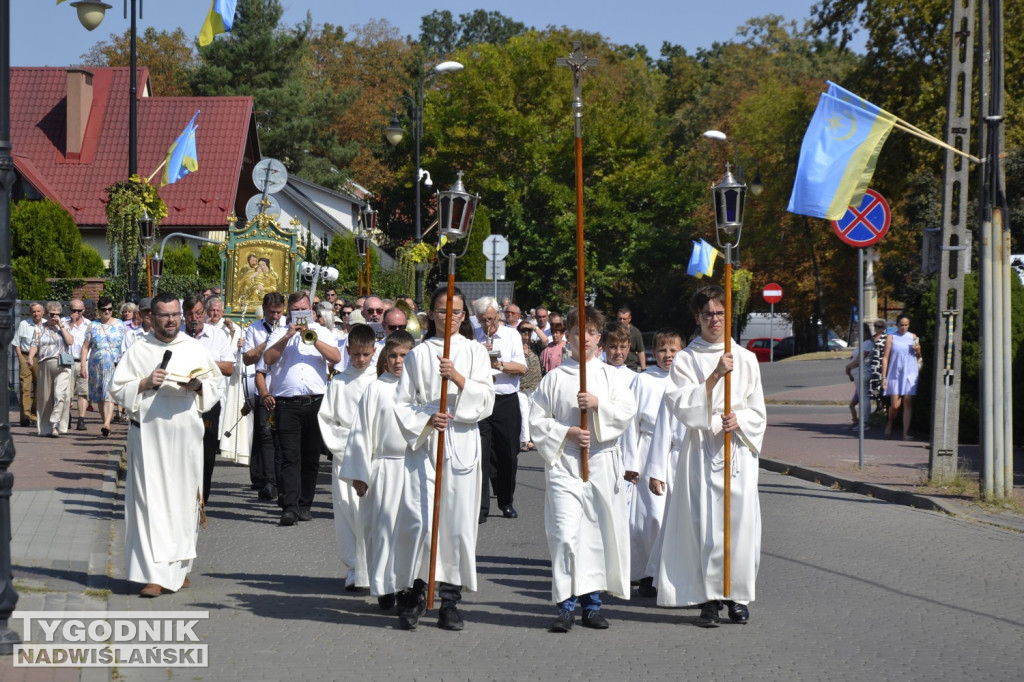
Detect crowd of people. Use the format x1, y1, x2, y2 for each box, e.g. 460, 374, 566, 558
14, 283, 783, 631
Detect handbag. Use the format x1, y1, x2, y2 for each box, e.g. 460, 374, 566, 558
58, 351, 74, 368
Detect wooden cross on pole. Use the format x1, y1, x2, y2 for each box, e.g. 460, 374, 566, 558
556, 42, 598, 481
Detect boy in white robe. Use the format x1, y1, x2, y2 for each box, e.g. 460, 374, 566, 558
318, 324, 378, 590
393, 286, 495, 631
109, 293, 225, 597
532, 307, 637, 633
341, 331, 415, 610
621, 328, 683, 598
648, 285, 766, 627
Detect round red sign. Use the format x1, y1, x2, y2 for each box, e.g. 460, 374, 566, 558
763, 283, 783, 305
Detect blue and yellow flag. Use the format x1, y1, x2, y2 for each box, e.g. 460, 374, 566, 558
161, 111, 199, 187
687, 240, 723, 278
199, 0, 237, 47
787, 91, 895, 220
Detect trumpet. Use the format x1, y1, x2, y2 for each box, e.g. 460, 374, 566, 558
301, 327, 318, 345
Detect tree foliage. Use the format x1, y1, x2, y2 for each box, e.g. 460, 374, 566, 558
418, 10, 528, 59
81, 26, 197, 96
11, 199, 90, 299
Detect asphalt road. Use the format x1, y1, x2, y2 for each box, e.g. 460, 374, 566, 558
104, 451, 1024, 681
760, 355, 848, 395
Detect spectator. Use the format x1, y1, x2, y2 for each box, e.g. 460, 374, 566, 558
12, 302, 43, 427
517, 323, 542, 452
29, 302, 74, 437
540, 314, 568, 374
66, 298, 92, 431
80, 296, 126, 437
617, 306, 646, 371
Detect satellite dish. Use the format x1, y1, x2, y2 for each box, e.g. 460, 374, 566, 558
252, 158, 288, 194
245, 194, 281, 221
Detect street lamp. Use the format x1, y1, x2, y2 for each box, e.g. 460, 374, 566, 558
385, 60, 464, 308
703, 128, 763, 196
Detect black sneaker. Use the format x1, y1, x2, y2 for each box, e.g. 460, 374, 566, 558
438, 605, 465, 631
377, 593, 396, 611
398, 589, 426, 630
549, 609, 574, 633
696, 600, 722, 628
725, 600, 750, 623
76, 417, 87, 431
581, 610, 609, 629
637, 576, 658, 598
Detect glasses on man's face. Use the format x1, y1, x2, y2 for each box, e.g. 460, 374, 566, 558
365, 307, 385, 315
433, 309, 466, 318
700, 311, 726, 321
388, 324, 407, 331
48, 312, 61, 317
71, 308, 84, 314
505, 310, 521, 317
154, 313, 180, 320
341, 310, 352, 317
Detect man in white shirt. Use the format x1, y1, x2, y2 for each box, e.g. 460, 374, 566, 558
12, 302, 43, 427
65, 298, 92, 431
260, 291, 341, 525
473, 296, 527, 522
183, 294, 235, 506
243, 292, 286, 501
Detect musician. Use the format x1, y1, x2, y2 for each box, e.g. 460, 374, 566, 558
242, 292, 286, 501
260, 291, 340, 526
182, 294, 234, 507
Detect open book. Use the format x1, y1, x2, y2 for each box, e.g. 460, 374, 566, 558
165, 366, 217, 385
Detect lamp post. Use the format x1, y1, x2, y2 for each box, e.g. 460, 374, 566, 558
426, 171, 479, 611
357, 203, 376, 297
0, 0, 21, 655
709, 157, 747, 601
385, 60, 463, 309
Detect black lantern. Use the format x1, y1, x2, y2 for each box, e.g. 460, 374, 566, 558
360, 202, 377, 233
711, 163, 746, 244
149, 255, 163, 291
138, 208, 154, 242
355, 235, 369, 258
438, 172, 480, 242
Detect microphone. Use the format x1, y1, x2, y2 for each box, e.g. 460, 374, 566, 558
154, 350, 172, 392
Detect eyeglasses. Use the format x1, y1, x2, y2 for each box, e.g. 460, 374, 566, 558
365, 308, 385, 315
48, 312, 61, 317
99, 306, 113, 312
387, 324, 407, 331
70, 308, 84, 313
505, 310, 521, 316
700, 311, 726, 321
433, 309, 466, 317
341, 311, 352, 317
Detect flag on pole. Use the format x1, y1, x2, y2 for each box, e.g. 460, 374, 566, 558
160, 111, 200, 187
787, 91, 895, 220
687, 239, 723, 278
199, 0, 237, 47
686, 240, 702, 277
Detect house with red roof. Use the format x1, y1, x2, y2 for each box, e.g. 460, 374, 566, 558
8, 66, 380, 270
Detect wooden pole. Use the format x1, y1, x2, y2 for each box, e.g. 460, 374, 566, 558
723, 246, 733, 599
365, 250, 372, 296
427, 254, 457, 609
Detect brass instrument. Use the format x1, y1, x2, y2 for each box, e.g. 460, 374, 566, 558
394, 298, 422, 339
292, 310, 317, 345
301, 327, 318, 345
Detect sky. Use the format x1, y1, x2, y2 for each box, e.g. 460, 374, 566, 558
11, 1, 843, 68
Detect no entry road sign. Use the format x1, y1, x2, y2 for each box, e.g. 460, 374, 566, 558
831, 189, 890, 247
763, 283, 783, 304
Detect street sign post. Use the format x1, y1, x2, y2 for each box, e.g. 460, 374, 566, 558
482, 234, 509, 260
486, 260, 506, 281
831, 189, 891, 247
762, 283, 782, 362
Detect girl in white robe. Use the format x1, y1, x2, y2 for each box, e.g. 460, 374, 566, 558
318, 325, 379, 590
531, 307, 637, 632
648, 285, 766, 628
341, 332, 415, 609
621, 328, 683, 594
392, 286, 495, 631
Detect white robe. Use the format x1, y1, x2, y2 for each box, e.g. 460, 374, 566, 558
218, 323, 252, 465
318, 362, 378, 586
620, 365, 675, 581
341, 373, 414, 596
650, 338, 766, 606
109, 332, 224, 591
392, 335, 495, 592
531, 357, 637, 604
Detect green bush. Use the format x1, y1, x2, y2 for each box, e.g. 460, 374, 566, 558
910, 272, 1024, 444
81, 244, 106, 277
11, 198, 86, 299
198, 243, 223, 284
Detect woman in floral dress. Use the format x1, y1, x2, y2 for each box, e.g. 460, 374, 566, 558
80, 297, 126, 437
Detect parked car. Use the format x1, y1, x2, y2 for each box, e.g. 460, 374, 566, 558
746, 337, 783, 363
773, 337, 796, 360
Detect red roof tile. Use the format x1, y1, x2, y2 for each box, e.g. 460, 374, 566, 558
10, 67, 256, 229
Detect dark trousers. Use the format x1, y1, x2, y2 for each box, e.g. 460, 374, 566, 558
249, 399, 281, 489
275, 397, 324, 515
202, 402, 222, 505
480, 392, 522, 513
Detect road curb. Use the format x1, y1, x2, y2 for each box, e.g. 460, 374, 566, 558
759, 457, 964, 517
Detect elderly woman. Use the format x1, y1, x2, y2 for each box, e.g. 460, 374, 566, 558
81, 297, 126, 437
28, 302, 74, 437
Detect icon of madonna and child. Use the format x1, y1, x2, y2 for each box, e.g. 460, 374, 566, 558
235, 251, 281, 315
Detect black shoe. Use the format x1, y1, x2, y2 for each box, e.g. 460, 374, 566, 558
549, 609, 574, 633
438, 605, 465, 631
257, 484, 275, 500
581, 610, 609, 629
279, 511, 298, 526
398, 590, 426, 630
297, 508, 313, 522
101, 427, 110, 437
726, 601, 750, 624
696, 600, 722, 628
378, 593, 396, 611
76, 417, 87, 431
249, 483, 262, 490
637, 576, 658, 598
20, 419, 30, 427
500, 505, 518, 519
479, 510, 488, 524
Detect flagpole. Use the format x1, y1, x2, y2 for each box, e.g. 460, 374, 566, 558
557, 42, 598, 482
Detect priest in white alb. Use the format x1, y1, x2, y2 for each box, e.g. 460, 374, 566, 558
110, 292, 225, 598
647, 284, 766, 628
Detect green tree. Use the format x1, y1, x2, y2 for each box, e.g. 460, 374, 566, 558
11, 199, 87, 299
198, 244, 223, 285
418, 10, 528, 58
326, 231, 363, 296
81, 26, 197, 96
